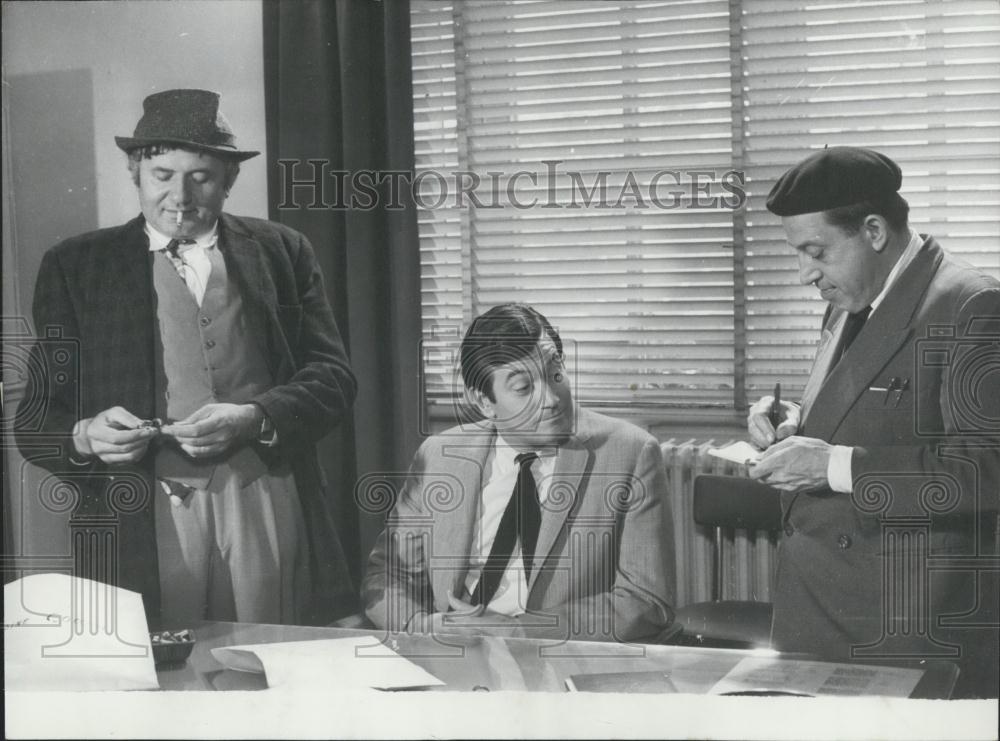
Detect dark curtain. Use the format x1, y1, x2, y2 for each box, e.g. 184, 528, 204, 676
262, 0, 422, 587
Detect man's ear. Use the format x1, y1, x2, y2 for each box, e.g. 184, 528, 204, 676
224, 162, 241, 193
468, 387, 495, 418
864, 214, 889, 253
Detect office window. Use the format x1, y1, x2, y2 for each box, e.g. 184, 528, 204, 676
740, 0, 1000, 401
412, 0, 1000, 414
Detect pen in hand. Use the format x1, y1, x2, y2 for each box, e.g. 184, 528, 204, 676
768, 382, 782, 430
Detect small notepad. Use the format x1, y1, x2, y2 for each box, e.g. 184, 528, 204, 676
707, 441, 763, 465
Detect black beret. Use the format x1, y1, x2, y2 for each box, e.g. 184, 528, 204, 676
766, 146, 902, 216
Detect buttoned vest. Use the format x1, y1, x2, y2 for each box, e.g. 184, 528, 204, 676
152, 246, 272, 491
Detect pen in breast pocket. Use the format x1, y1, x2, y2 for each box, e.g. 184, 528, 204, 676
867, 377, 907, 406
890, 377, 909, 408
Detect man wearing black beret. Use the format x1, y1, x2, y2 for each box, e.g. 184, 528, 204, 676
16, 90, 358, 628
746, 146, 999, 698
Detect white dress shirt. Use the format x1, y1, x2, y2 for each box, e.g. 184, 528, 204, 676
462, 435, 557, 616
826, 230, 925, 492
146, 222, 219, 307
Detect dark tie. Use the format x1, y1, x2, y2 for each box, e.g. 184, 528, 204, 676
835, 306, 871, 364
163, 239, 198, 299
164, 238, 195, 262
472, 452, 542, 608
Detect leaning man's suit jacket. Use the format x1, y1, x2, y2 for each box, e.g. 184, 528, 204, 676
363, 406, 678, 643
16, 213, 358, 626
774, 235, 1000, 696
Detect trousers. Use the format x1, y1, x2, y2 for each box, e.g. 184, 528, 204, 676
154, 465, 309, 626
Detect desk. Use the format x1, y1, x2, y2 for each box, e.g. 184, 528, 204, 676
157, 621, 957, 698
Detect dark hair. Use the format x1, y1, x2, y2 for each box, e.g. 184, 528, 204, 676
460, 303, 563, 402
125, 144, 241, 189
822, 192, 909, 235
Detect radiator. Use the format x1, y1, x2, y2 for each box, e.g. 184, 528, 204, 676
661, 439, 778, 608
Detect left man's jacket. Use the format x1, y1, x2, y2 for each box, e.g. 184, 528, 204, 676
15, 213, 358, 626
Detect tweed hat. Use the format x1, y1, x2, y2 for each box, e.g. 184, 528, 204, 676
766, 146, 902, 216
115, 89, 259, 161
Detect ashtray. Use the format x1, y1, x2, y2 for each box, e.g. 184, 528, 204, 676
150, 629, 196, 666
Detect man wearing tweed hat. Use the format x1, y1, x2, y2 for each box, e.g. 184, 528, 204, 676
746, 146, 999, 698
17, 89, 357, 627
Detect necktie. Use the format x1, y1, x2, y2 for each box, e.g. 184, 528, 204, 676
472, 452, 542, 607
835, 306, 871, 364
163, 238, 201, 303
801, 306, 872, 427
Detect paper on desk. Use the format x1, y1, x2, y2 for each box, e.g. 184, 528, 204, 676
709, 657, 923, 697
211, 637, 444, 691
708, 441, 763, 465
4, 573, 159, 691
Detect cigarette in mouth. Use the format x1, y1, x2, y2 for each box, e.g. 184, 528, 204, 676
176, 210, 183, 226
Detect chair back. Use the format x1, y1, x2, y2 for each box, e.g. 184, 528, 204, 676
693, 475, 782, 532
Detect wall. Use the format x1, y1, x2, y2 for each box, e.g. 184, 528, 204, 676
2, 0, 267, 224
3, 0, 267, 313
2, 0, 266, 560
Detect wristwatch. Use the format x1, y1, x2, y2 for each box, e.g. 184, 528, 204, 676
257, 407, 277, 445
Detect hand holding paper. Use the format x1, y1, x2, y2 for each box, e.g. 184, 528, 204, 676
749, 435, 834, 492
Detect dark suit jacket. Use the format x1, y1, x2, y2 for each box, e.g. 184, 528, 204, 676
16, 213, 358, 626
774, 235, 1000, 696
363, 407, 678, 643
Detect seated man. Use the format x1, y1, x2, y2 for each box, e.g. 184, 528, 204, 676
363, 303, 677, 642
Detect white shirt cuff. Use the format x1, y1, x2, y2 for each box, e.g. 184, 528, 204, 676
827, 445, 855, 493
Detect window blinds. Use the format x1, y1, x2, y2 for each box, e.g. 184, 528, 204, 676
413, 0, 737, 409
412, 2, 465, 408
412, 0, 1000, 412
740, 0, 1000, 401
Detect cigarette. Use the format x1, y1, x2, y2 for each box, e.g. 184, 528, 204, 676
176, 210, 183, 226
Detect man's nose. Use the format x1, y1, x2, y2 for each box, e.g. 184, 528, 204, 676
798, 254, 820, 286
171, 178, 192, 205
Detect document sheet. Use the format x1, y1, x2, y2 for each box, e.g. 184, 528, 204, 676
211, 636, 445, 691
4, 573, 159, 691
709, 657, 924, 697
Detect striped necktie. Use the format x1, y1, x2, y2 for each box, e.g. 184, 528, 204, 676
164, 237, 194, 263
162, 238, 199, 301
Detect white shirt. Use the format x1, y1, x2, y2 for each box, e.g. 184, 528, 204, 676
462, 435, 557, 617
146, 222, 219, 307
827, 230, 925, 492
